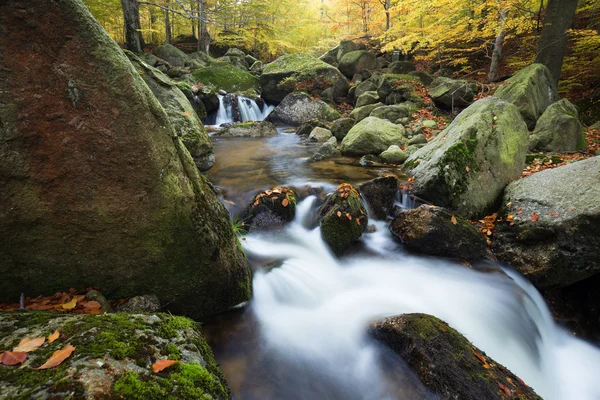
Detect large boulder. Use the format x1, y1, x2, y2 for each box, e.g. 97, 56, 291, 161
215, 121, 278, 137
319, 184, 368, 255
191, 63, 260, 96
529, 99, 587, 152
342, 117, 407, 156
331, 118, 355, 140
492, 157, 600, 289
0, 0, 251, 318
369, 314, 541, 400
260, 53, 347, 104
390, 205, 488, 260
267, 92, 340, 126
127, 52, 214, 171
370, 103, 416, 123
354, 80, 378, 101
377, 74, 423, 106
152, 44, 190, 67
404, 97, 529, 219
338, 51, 377, 78
358, 175, 399, 220
428, 77, 476, 108
0, 312, 229, 399
495, 64, 559, 129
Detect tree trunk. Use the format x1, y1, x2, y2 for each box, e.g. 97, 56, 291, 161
164, 0, 171, 44
488, 9, 507, 82
534, 0, 578, 85
385, 0, 391, 31
120, 0, 144, 53
197, 0, 210, 53
149, 8, 158, 44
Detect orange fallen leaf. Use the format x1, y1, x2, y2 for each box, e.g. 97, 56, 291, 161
48, 331, 60, 344
337, 211, 342, 217
530, 212, 539, 223
282, 198, 289, 207
14, 337, 45, 353
33, 345, 75, 369
183, 111, 191, 116
345, 213, 352, 220
0, 351, 27, 366
61, 298, 77, 310
451, 215, 457, 225
152, 359, 180, 373
355, 218, 361, 225
82, 301, 102, 310
498, 382, 511, 396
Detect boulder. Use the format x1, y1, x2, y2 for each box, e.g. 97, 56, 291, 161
404, 97, 529, 219
529, 99, 587, 152
310, 137, 342, 162
0, 312, 229, 399
217, 55, 249, 71
127, 52, 214, 171
152, 44, 190, 67
239, 187, 297, 232
260, 53, 347, 104
249, 60, 263, 74
355, 91, 380, 107
342, 117, 407, 156
225, 47, 246, 58
188, 51, 215, 68
377, 74, 423, 105
267, 92, 340, 126
429, 77, 476, 108
319, 184, 368, 255
492, 157, 600, 289
495, 64, 559, 129
359, 175, 399, 220
338, 51, 377, 78
349, 102, 385, 122
408, 70, 435, 86
369, 103, 416, 122
422, 119, 437, 128
215, 121, 278, 137
191, 63, 260, 96
354, 80, 378, 101
116, 294, 161, 312
336, 40, 359, 61
369, 314, 541, 400
296, 119, 329, 136
0, 0, 251, 317
309, 127, 333, 142
331, 118, 355, 140
390, 205, 488, 260
387, 61, 416, 74
408, 134, 428, 145
379, 145, 408, 164
319, 46, 339, 67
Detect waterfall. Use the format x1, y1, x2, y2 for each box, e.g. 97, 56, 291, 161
208, 94, 274, 126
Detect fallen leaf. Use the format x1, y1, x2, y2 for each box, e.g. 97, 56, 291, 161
152, 359, 180, 373
14, 337, 45, 353
530, 212, 539, 223
355, 218, 361, 225
61, 298, 77, 310
282, 198, 289, 207
82, 301, 101, 310
337, 211, 342, 217
498, 382, 511, 396
506, 377, 516, 387
346, 213, 352, 220
33, 345, 75, 369
183, 111, 191, 116
451, 216, 457, 225
48, 331, 60, 344
0, 351, 27, 366
465, 166, 470, 172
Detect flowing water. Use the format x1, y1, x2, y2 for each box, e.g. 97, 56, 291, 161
203, 133, 600, 400
205, 94, 275, 126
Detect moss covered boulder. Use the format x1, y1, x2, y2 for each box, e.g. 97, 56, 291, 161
260, 53, 347, 104
127, 51, 214, 171
349, 102, 385, 122
390, 205, 488, 260
319, 184, 368, 255
354, 80, 378, 101
369, 314, 541, 400
215, 121, 278, 138
492, 156, 600, 289
331, 118, 355, 140
370, 103, 416, 123
355, 91, 380, 107
529, 99, 587, 152
152, 44, 191, 68
358, 175, 399, 220
338, 51, 377, 79
267, 92, 340, 126
0, 0, 251, 318
191, 63, 260, 96
342, 117, 407, 156
428, 77, 476, 109
377, 74, 423, 106
380, 145, 408, 164
495, 64, 559, 129
404, 97, 529, 219
239, 187, 297, 232
387, 61, 416, 74
0, 312, 230, 399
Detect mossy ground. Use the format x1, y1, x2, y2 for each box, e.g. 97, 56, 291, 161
191, 63, 260, 96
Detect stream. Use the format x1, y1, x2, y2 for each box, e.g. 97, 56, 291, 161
203, 132, 600, 400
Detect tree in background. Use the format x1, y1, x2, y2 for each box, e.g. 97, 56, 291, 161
121, 0, 145, 52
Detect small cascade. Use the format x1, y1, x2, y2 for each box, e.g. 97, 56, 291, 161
206, 94, 274, 126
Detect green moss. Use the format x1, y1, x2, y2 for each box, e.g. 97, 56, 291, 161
158, 315, 197, 339
113, 372, 168, 399
191, 64, 259, 95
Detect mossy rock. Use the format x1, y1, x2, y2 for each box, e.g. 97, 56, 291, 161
0, 312, 230, 399
188, 51, 216, 69
429, 77, 476, 109
377, 74, 423, 106
267, 92, 340, 126
238, 187, 297, 232
297, 119, 329, 136
349, 102, 385, 122
152, 44, 191, 68
369, 313, 541, 400
331, 118, 355, 140
387, 61, 416, 74
191, 63, 260, 96
319, 184, 368, 255
354, 80, 378, 102
338, 51, 377, 79
215, 121, 278, 138
358, 175, 399, 220
529, 99, 587, 152
370, 103, 416, 123
355, 91, 380, 107
342, 117, 407, 156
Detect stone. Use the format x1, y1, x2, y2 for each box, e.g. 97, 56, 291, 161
359, 175, 399, 220
355, 91, 381, 107
422, 119, 437, 128
338, 51, 377, 78
296, 120, 329, 136
342, 117, 407, 156
310, 137, 342, 162
390, 205, 488, 260
360, 154, 381, 166
492, 156, 600, 289
336, 39, 359, 61
152, 44, 190, 67
309, 127, 333, 142
267, 92, 340, 126
117, 294, 161, 313
429, 77, 476, 108
191, 63, 260, 96
331, 118, 355, 140
319, 184, 368, 255
0, 0, 251, 318
239, 187, 297, 232
216, 55, 249, 71
408, 134, 428, 145
404, 97, 529, 219
529, 99, 587, 152
377, 74, 423, 106
354, 80, 378, 101
495, 64, 559, 129
188, 51, 215, 68
215, 121, 278, 137
369, 314, 541, 400
370, 103, 416, 122
249, 60, 263, 74
408, 70, 435, 85
387, 61, 416, 74
379, 145, 408, 164
349, 102, 385, 122
85, 290, 113, 313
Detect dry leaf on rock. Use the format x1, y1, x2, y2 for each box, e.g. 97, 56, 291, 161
33, 345, 76, 370
152, 359, 180, 373
13, 337, 45, 353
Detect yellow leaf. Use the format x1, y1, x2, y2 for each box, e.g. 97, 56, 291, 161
183, 111, 191, 116
337, 211, 342, 217
61, 298, 77, 310
48, 331, 60, 344
451, 215, 457, 225
14, 337, 45, 353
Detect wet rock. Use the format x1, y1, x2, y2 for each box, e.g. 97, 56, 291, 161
529, 99, 587, 152
390, 205, 488, 260
152, 44, 190, 67
117, 294, 161, 313
310, 137, 341, 162
349, 102, 385, 122
267, 92, 340, 126
309, 127, 333, 142
239, 187, 297, 232
342, 117, 407, 156
404, 97, 529, 219
296, 120, 329, 136
338, 51, 377, 78
331, 118, 355, 140
369, 314, 541, 400
319, 184, 368, 255
216, 121, 278, 137
428, 77, 476, 109
492, 156, 600, 289
380, 145, 408, 164
359, 176, 399, 220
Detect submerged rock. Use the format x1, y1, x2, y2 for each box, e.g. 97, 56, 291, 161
492, 156, 600, 289
310, 137, 341, 162
215, 121, 278, 137
369, 314, 541, 400
267, 92, 340, 126
342, 117, 407, 156
239, 187, 297, 232
359, 176, 399, 220
319, 184, 368, 255
529, 99, 587, 152
390, 205, 488, 260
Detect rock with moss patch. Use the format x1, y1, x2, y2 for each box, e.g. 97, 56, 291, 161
0, 0, 251, 318
331, 118, 355, 140
239, 187, 297, 232
359, 176, 399, 220
296, 120, 329, 136
390, 205, 487, 260
310, 137, 341, 162
404, 97, 529, 219
356, 91, 380, 107
429, 77, 476, 108
350, 102, 385, 122
492, 156, 600, 289
338, 51, 377, 79
152, 44, 191, 67
370, 103, 416, 122
377, 74, 422, 106
354, 80, 378, 102
529, 99, 587, 152
0, 312, 230, 399
387, 61, 416, 74
267, 92, 340, 126
217, 55, 249, 71
408, 70, 434, 86
191, 63, 260, 96
249, 61, 263, 74
369, 313, 541, 400
117, 294, 161, 313
319, 184, 368, 255
215, 121, 278, 137
408, 134, 428, 145
379, 145, 408, 164
309, 127, 333, 142
188, 51, 215, 69
342, 117, 407, 156
495, 64, 559, 129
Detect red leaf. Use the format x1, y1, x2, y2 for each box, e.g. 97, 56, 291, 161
530, 212, 539, 223
0, 351, 27, 365
152, 359, 179, 373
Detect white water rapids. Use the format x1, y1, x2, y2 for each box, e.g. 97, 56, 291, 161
240, 196, 600, 400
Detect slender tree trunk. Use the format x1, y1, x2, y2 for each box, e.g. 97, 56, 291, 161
534, 0, 579, 85
385, 0, 390, 31
197, 0, 210, 53
164, 0, 171, 44
149, 8, 158, 44
488, 9, 507, 82
191, 2, 196, 39
120, 0, 144, 53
